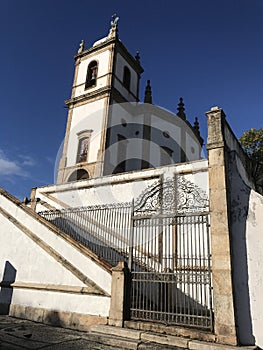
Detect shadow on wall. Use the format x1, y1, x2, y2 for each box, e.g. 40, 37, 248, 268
227, 151, 254, 345
0, 261, 17, 315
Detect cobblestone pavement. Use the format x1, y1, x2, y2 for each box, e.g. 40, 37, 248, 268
0, 316, 126, 350
2, 316, 259, 350
0, 316, 187, 350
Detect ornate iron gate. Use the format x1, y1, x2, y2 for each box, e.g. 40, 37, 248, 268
129, 178, 213, 330
40, 176, 213, 330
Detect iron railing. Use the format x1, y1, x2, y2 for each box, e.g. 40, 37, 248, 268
39, 203, 132, 266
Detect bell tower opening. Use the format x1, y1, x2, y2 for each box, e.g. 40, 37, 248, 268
85, 60, 98, 89
123, 66, 131, 90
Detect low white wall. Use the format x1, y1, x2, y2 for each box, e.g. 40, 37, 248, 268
223, 118, 262, 347
35, 160, 209, 211
12, 289, 109, 317
247, 190, 263, 348
0, 190, 111, 319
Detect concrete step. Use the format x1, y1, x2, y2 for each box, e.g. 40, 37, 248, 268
138, 344, 186, 350
91, 324, 141, 340
87, 331, 139, 350
90, 325, 258, 350
90, 325, 188, 349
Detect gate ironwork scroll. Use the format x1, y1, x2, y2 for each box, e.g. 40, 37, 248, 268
129, 177, 213, 330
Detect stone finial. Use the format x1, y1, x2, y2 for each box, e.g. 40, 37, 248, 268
193, 117, 200, 133
77, 39, 85, 54
108, 14, 119, 39
144, 80, 153, 104
177, 97, 186, 120
193, 117, 204, 147
111, 13, 119, 28
135, 51, 140, 63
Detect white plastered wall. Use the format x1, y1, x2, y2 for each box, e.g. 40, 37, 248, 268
185, 132, 202, 161
246, 190, 263, 348
66, 99, 106, 166
0, 191, 111, 317
35, 160, 208, 211
114, 53, 138, 100
223, 120, 262, 347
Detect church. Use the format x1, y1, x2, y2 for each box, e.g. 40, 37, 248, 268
0, 18, 263, 349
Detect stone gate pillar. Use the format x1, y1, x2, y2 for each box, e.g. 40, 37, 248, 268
109, 261, 131, 327
206, 107, 237, 345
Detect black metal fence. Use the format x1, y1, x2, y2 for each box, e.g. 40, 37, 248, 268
39, 204, 213, 330
39, 203, 132, 266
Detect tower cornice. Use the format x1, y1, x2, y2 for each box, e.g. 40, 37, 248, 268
65, 86, 112, 107
74, 36, 117, 60
74, 36, 143, 75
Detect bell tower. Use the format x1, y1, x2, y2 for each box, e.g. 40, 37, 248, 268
57, 16, 143, 183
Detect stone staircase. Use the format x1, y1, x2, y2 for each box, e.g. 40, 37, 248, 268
89, 325, 185, 349
89, 325, 257, 350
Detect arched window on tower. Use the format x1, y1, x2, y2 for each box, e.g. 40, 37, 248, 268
76, 130, 93, 163
85, 60, 98, 89
123, 66, 131, 90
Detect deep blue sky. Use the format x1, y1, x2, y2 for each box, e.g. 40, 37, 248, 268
1, 0, 263, 199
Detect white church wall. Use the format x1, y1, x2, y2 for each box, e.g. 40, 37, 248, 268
66, 98, 105, 166
185, 132, 202, 161
105, 102, 144, 171
114, 53, 138, 98
150, 114, 181, 165
150, 115, 181, 141
0, 190, 111, 320
104, 103, 203, 172
114, 79, 137, 102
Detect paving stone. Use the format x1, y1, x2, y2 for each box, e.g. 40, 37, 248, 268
41, 338, 126, 350
138, 342, 185, 350
0, 331, 47, 349
85, 333, 138, 349
188, 340, 257, 350
141, 332, 189, 348
91, 324, 141, 340
0, 341, 22, 350
0, 316, 26, 330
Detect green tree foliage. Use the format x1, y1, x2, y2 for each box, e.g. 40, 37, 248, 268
239, 127, 263, 163
239, 127, 263, 194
